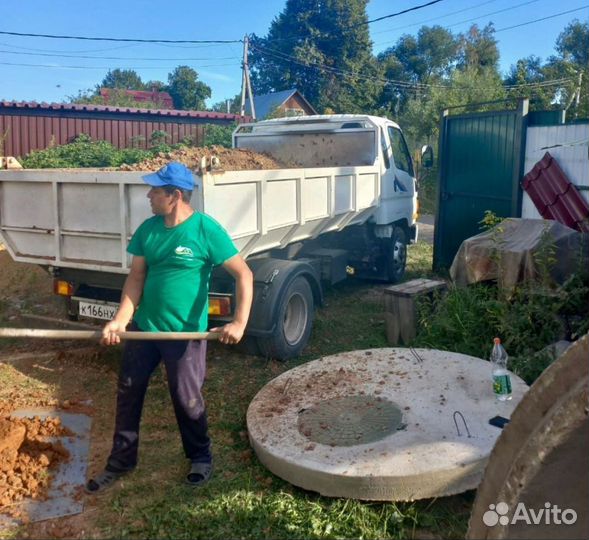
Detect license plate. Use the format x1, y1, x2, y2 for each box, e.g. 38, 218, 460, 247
78, 300, 118, 320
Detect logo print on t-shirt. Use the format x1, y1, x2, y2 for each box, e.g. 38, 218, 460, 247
175, 245, 194, 258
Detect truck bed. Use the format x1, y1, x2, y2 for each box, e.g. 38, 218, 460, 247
0, 164, 380, 271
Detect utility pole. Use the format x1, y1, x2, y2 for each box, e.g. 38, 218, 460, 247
240, 35, 256, 120
565, 70, 584, 117
573, 71, 583, 118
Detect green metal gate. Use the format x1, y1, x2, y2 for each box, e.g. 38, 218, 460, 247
433, 99, 529, 270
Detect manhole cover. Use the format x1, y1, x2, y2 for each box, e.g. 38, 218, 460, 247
247, 348, 530, 501
298, 395, 403, 446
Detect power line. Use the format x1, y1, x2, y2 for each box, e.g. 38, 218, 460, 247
261, 0, 446, 44
495, 6, 588, 32
0, 49, 240, 62
373, 0, 540, 47
0, 41, 140, 54
251, 43, 572, 91
350, 0, 445, 28
0, 29, 241, 44
371, 0, 500, 36
0, 61, 240, 70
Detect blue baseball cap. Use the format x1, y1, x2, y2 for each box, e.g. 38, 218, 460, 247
142, 162, 195, 191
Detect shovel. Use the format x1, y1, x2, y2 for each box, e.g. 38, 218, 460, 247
0, 328, 220, 341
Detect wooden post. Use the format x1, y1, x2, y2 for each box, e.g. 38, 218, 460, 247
383, 278, 447, 345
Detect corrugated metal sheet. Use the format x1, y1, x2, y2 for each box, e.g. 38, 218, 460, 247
434, 104, 526, 270
0, 100, 248, 121
0, 101, 251, 157
523, 124, 589, 220
522, 151, 589, 232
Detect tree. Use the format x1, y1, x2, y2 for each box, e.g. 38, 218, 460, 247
505, 20, 588, 118
376, 25, 459, 117
167, 66, 212, 111
555, 20, 588, 118
101, 69, 145, 90
210, 93, 242, 114
504, 55, 555, 110
457, 24, 500, 73
68, 87, 163, 109
249, 0, 383, 113
401, 67, 506, 147
556, 20, 589, 66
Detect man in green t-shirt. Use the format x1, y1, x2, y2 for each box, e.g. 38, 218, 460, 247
86, 162, 253, 493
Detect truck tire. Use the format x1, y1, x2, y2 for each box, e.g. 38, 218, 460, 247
386, 226, 407, 283
258, 276, 314, 360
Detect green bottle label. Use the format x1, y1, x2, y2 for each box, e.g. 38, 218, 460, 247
493, 374, 512, 395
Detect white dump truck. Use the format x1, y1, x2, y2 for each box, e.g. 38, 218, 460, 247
0, 115, 430, 359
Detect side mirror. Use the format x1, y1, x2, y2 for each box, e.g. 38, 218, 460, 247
421, 145, 434, 168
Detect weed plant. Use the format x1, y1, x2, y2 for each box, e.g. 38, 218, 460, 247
414, 222, 589, 384
20, 133, 190, 169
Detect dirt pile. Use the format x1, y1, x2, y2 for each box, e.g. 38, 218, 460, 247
0, 416, 71, 510
119, 145, 290, 172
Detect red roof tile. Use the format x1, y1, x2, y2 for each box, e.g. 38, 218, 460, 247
522, 151, 589, 232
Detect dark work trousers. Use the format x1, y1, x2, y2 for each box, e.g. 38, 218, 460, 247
106, 322, 210, 473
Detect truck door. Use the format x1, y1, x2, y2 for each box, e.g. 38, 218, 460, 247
376, 125, 416, 226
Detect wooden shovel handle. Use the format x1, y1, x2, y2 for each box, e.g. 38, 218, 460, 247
0, 328, 220, 341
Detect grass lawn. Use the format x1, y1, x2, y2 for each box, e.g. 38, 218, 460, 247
88, 241, 471, 540
1, 241, 474, 539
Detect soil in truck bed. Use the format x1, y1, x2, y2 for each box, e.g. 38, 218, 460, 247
119, 145, 291, 172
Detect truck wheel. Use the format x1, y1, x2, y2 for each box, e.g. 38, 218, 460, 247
258, 276, 314, 361
386, 226, 407, 283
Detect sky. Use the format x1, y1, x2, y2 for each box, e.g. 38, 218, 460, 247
1, 0, 587, 108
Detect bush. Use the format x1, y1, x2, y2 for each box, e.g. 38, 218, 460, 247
203, 124, 235, 148
20, 134, 180, 169
414, 267, 589, 384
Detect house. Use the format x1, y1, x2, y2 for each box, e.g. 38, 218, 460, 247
246, 89, 317, 120
99, 88, 175, 109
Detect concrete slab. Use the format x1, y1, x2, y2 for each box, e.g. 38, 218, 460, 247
0, 408, 91, 527
247, 348, 528, 501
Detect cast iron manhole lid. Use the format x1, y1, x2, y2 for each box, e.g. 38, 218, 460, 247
298, 395, 403, 446
247, 348, 529, 501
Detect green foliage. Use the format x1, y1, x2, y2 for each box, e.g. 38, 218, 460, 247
479, 210, 504, 230
417, 169, 438, 215
556, 19, 589, 66
250, 0, 383, 114
414, 260, 589, 385
210, 93, 242, 114
20, 134, 156, 168
69, 87, 165, 109
101, 68, 146, 90
457, 23, 500, 72
203, 124, 236, 148
167, 66, 212, 111
401, 67, 506, 145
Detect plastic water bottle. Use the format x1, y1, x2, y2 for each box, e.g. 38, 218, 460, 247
491, 337, 512, 401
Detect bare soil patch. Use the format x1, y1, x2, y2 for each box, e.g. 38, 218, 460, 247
0, 416, 71, 513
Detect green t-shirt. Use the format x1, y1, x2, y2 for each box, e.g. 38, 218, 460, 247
127, 212, 238, 332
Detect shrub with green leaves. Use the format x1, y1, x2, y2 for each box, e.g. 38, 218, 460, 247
19, 133, 187, 169
21, 134, 148, 168
414, 266, 589, 384
203, 124, 236, 148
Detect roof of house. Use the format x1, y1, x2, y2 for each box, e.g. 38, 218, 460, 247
99, 88, 174, 108
522, 151, 589, 232
0, 100, 250, 123
246, 89, 316, 119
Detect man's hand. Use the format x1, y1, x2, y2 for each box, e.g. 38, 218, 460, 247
210, 321, 246, 346
101, 320, 127, 346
